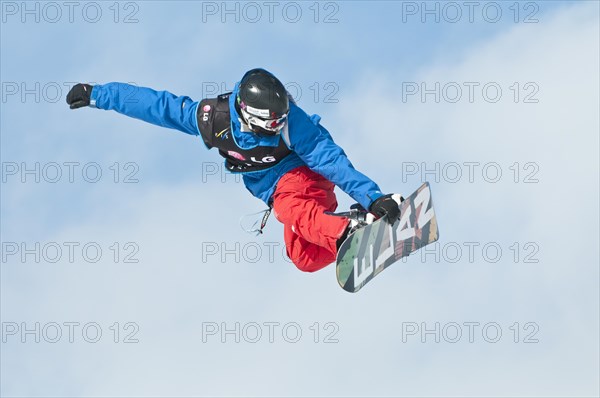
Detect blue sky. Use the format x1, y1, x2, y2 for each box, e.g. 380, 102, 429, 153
1, 1, 599, 397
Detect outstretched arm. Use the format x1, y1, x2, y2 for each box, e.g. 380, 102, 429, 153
66, 82, 200, 136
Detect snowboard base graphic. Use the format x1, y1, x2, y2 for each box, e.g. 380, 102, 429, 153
336, 182, 439, 293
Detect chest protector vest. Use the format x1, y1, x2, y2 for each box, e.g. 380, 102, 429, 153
197, 93, 292, 173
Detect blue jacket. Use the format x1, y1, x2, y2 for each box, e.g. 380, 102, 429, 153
90, 81, 384, 209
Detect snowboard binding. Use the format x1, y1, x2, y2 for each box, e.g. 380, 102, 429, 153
325, 203, 375, 225
327, 203, 377, 250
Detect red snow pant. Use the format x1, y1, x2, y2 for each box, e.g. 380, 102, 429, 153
272, 166, 349, 272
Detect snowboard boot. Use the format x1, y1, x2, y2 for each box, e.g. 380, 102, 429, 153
334, 203, 376, 251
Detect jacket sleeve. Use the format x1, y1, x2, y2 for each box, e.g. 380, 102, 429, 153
287, 106, 384, 210
90, 82, 200, 136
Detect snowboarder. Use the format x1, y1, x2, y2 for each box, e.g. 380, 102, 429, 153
66, 68, 402, 272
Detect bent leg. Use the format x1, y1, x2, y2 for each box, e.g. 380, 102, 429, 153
273, 167, 349, 271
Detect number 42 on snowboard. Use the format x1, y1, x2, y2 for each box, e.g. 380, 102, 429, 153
336, 182, 439, 293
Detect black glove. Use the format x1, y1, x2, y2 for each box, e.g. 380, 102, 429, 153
369, 194, 403, 224
66, 83, 94, 109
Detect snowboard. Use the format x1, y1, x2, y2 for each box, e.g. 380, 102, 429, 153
336, 182, 439, 293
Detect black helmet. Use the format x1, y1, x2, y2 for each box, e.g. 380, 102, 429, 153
236, 68, 289, 135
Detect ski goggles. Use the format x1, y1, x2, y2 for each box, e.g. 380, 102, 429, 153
240, 107, 288, 134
